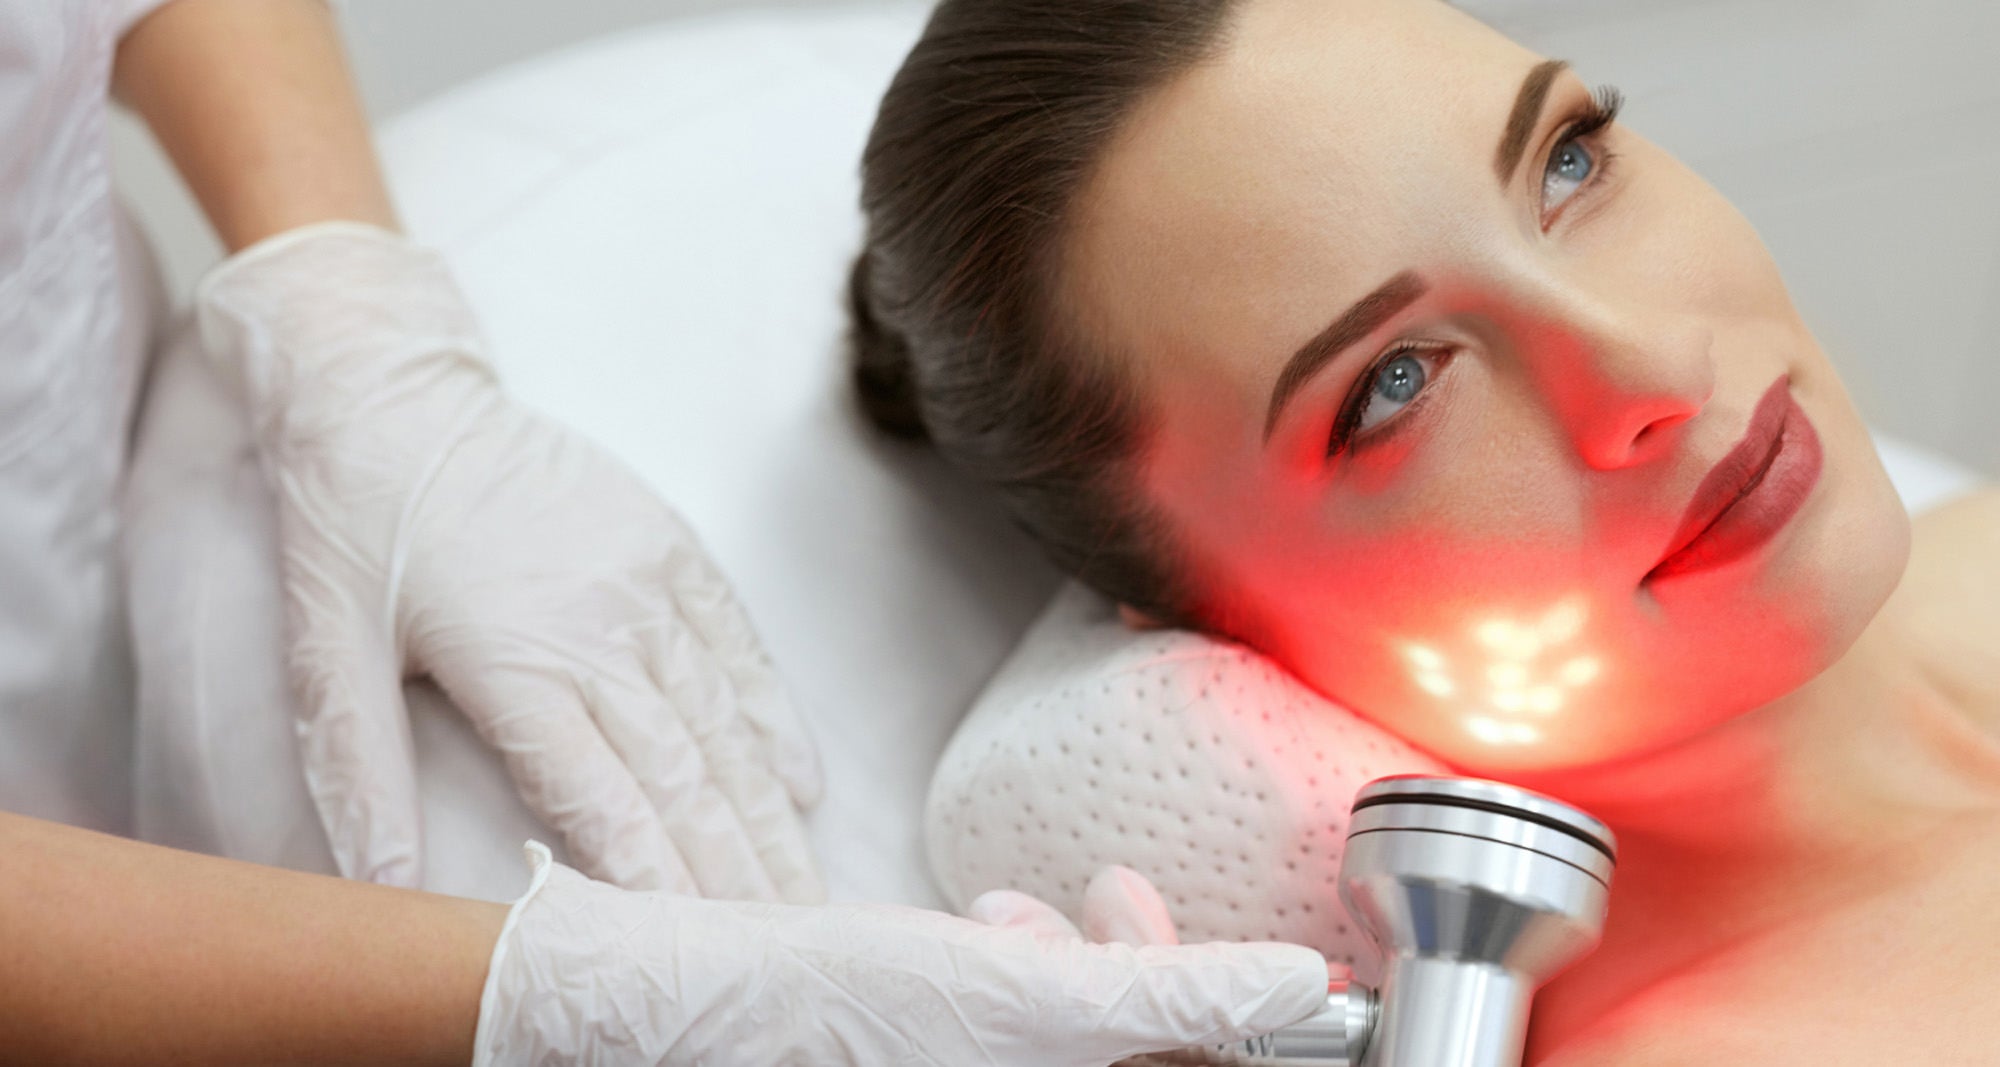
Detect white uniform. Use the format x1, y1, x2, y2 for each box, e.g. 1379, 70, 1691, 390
0, 0, 172, 832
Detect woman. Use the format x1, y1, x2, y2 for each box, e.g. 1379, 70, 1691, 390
849, 0, 2000, 1061
2, 1, 1333, 1062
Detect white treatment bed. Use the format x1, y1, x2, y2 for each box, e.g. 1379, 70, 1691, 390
109, 1, 1986, 910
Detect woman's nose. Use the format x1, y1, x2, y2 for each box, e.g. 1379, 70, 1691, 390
1519, 293, 1715, 471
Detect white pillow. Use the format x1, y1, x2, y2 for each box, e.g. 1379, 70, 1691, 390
926, 583, 1442, 981
926, 434, 1981, 978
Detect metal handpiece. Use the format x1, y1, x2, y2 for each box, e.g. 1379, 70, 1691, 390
1177, 775, 1616, 1067
1195, 979, 1376, 1066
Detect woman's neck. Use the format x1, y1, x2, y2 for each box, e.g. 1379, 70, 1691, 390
1545, 586, 2000, 869
1517, 590, 2000, 1051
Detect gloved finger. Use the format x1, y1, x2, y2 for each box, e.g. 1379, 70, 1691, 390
579, 668, 783, 903
1062, 938, 1330, 1062
654, 517, 823, 809
966, 889, 1086, 940
635, 614, 826, 904
1082, 865, 1182, 947
279, 540, 424, 888
429, 656, 700, 894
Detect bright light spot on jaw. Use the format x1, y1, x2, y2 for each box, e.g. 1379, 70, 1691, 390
1428, 596, 1598, 747
1403, 644, 1446, 672
1475, 619, 1544, 662
1559, 656, 1602, 686
1476, 619, 1521, 651
1415, 671, 1456, 698
1487, 663, 1528, 689
1467, 716, 1541, 745
1537, 597, 1588, 645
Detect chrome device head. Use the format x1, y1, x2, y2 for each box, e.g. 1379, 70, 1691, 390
1198, 775, 1615, 1067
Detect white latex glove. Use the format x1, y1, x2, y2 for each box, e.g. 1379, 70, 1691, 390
1024, 866, 1353, 1067
195, 222, 823, 901
953, 870, 1181, 958
473, 843, 1330, 1066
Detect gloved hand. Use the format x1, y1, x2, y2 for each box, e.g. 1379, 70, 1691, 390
195, 222, 822, 901
473, 843, 1330, 1066
971, 865, 1187, 951
1007, 866, 1351, 1067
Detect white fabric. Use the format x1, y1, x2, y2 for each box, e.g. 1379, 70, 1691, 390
926, 437, 1985, 982
192, 221, 824, 900
0, 0, 175, 833
122, 1, 1061, 906
471, 841, 1327, 1067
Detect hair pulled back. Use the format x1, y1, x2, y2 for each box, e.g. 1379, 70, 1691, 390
848, 0, 1237, 627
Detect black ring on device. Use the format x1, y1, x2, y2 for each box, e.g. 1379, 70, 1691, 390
1350, 791, 1616, 863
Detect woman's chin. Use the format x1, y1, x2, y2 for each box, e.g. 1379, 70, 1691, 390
1624, 428, 1913, 760
1414, 583, 1884, 779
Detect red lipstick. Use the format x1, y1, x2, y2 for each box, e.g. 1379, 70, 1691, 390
1646, 377, 1822, 584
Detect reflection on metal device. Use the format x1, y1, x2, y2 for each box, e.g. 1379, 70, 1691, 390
1188, 775, 1615, 1067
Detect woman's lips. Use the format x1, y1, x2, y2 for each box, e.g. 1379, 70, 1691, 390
1645, 377, 1823, 584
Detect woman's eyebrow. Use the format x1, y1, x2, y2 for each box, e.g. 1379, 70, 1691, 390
1494, 58, 1571, 183
1259, 62, 1570, 445
1264, 270, 1429, 441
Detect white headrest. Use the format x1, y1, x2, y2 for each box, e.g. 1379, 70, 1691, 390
927, 583, 1446, 979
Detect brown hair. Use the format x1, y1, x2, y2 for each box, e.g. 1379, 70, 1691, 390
847, 0, 1238, 627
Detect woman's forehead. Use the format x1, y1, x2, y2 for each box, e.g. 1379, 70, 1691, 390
1064, 0, 1547, 389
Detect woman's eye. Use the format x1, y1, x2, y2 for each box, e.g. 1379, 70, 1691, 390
1542, 135, 1596, 214
1353, 349, 1443, 434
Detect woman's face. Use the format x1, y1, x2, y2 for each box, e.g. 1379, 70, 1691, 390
1064, 0, 1911, 773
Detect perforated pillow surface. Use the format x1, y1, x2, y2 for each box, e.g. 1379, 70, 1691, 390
926, 584, 1446, 981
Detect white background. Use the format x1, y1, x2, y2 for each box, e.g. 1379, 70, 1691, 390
111, 0, 2000, 474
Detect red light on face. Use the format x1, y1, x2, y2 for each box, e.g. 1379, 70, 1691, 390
1400, 594, 1606, 749
1136, 331, 1884, 775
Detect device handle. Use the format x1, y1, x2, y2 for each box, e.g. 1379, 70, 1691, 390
1165, 979, 1375, 1066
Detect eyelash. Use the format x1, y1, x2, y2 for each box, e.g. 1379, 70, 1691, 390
1327, 342, 1448, 458
1544, 85, 1625, 222
1563, 85, 1626, 151
1325, 85, 1627, 459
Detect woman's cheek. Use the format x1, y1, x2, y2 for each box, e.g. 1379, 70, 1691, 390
1274, 481, 1690, 770
1634, 152, 1792, 319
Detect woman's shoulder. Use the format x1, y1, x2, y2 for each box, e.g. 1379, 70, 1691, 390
1889, 483, 2000, 733
1913, 482, 2000, 533
1903, 484, 2000, 629
1535, 813, 2000, 1067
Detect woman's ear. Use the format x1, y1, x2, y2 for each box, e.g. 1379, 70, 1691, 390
1117, 604, 1164, 630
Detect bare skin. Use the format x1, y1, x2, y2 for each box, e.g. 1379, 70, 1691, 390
1055, 0, 2000, 1059
113, 0, 401, 252
1529, 490, 2000, 1065
0, 810, 508, 1065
